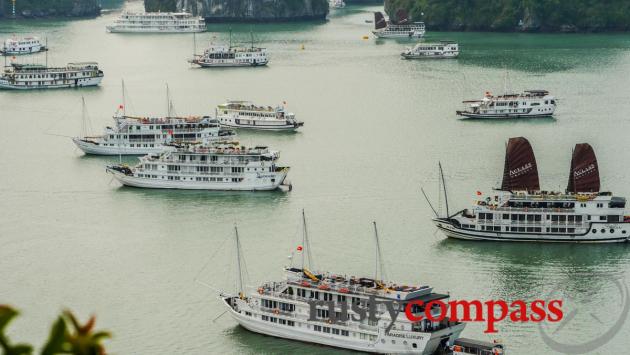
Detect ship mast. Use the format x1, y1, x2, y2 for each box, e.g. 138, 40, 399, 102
234, 224, 244, 298
301, 209, 314, 271
439, 162, 450, 218
373, 221, 386, 282
121, 79, 126, 117
166, 83, 171, 117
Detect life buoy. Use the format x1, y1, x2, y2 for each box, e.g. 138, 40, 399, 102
257, 288, 263, 295
273, 309, 279, 315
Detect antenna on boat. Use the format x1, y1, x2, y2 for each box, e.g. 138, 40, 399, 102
80, 96, 87, 138
229, 28, 233, 49
373, 221, 386, 282
193, 32, 197, 56
45, 37, 48, 67
301, 209, 314, 271
250, 27, 254, 50
439, 162, 450, 218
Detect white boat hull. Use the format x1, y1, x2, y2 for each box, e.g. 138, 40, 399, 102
372, 30, 425, 39
191, 60, 268, 68
0, 76, 103, 90
72, 138, 171, 155
107, 168, 289, 191
433, 219, 630, 243
222, 296, 464, 354
220, 122, 301, 131
106, 27, 205, 33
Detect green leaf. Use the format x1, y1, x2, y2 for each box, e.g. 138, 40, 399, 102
41, 317, 68, 355
0, 305, 19, 332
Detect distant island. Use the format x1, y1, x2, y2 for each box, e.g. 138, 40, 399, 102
0, 0, 101, 18
144, 0, 330, 22
385, 0, 630, 32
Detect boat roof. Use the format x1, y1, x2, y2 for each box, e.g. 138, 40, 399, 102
284, 268, 433, 301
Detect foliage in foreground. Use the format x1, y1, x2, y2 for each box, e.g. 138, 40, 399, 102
0, 305, 110, 355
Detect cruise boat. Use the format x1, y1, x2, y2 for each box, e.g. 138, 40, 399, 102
106, 141, 290, 191
329, 0, 346, 9
220, 218, 465, 354
431, 137, 630, 243
372, 10, 426, 39
0, 62, 103, 90
106, 12, 206, 33
401, 41, 459, 59
73, 114, 236, 156
0, 36, 47, 55
451, 338, 505, 355
216, 100, 303, 131
188, 32, 268, 68
456, 90, 556, 119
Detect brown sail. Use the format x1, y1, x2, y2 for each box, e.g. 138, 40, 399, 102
500, 137, 540, 191
394, 9, 410, 25
374, 12, 387, 29
567, 143, 600, 193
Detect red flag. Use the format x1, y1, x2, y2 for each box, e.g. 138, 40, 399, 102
476, 191, 482, 196
296, 245, 303, 251
168, 129, 173, 135
118, 104, 124, 109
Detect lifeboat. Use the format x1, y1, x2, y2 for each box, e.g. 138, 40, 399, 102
318, 284, 330, 290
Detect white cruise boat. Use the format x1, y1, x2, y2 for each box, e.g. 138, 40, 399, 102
73, 114, 236, 155
0, 62, 103, 90
372, 10, 426, 39
106, 12, 206, 33
0, 36, 47, 55
216, 100, 303, 131
401, 41, 459, 59
457, 90, 556, 119
106, 141, 290, 191
329, 0, 346, 9
431, 137, 630, 243
189, 32, 268, 68
220, 219, 465, 354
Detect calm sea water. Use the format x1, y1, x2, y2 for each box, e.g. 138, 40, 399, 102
2, 1, 630, 354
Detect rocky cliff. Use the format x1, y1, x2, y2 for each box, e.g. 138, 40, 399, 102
0, 0, 101, 18
145, 0, 329, 22
384, 0, 630, 32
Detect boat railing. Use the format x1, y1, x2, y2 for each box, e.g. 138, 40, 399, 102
486, 207, 576, 213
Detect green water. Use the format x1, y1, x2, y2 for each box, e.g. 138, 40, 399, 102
2, 2, 630, 354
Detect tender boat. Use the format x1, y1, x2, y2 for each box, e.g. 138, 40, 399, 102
0, 36, 47, 55
456, 90, 556, 119
431, 137, 630, 243
106, 12, 206, 33
216, 100, 303, 131
401, 41, 459, 59
450, 338, 505, 355
106, 141, 290, 191
0, 62, 103, 90
372, 10, 425, 39
329, 0, 346, 9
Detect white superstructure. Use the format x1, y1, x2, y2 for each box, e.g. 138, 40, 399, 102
73, 115, 236, 155
372, 11, 425, 39
401, 41, 458, 59
106, 12, 206, 33
457, 90, 556, 119
106, 141, 290, 191
0, 62, 103, 90
432, 138, 630, 243
216, 101, 303, 131
1, 36, 46, 55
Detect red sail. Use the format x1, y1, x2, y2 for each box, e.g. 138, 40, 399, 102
374, 12, 387, 29
500, 137, 540, 191
394, 9, 409, 25
567, 143, 600, 193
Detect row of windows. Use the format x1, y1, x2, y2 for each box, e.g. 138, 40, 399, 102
313, 325, 349, 336
482, 213, 586, 223
260, 315, 295, 327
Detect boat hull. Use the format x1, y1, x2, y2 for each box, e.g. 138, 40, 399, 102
0, 47, 47, 56
72, 138, 171, 155
221, 296, 464, 354
219, 122, 302, 131
106, 168, 289, 191
433, 219, 630, 243
190, 60, 268, 68
372, 30, 425, 39
402, 53, 459, 59
0, 75, 103, 90
456, 111, 554, 119
106, 27, 205, 33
